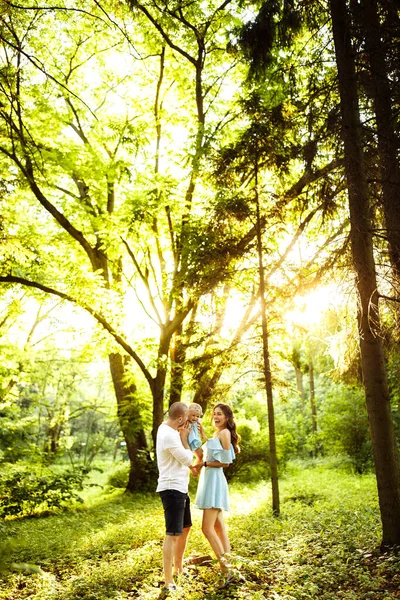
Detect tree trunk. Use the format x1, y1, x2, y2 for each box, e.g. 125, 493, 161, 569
361, 0, 400, 279
151, 333, 170, 447
330, 0, 400, 547
308, 360, 317, 435
308, 359, 319, 457
46, 422, 61, 456
360, 0, 400, 334
151, 374, 166, 448
169, 325, 185, 405
295, 366, 305, 414
108, 352, 152, 492
255, 162, 280, 516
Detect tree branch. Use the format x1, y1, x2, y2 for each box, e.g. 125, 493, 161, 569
0, 275, 154, 387
0, 31, 98, 119
0, 144, 99, 268
379, 294, 400, 305
121, 237, 164, 325
284, 158, 344, 199
128, 0, 197, 65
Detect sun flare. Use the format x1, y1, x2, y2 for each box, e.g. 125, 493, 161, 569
284, 284, 342, 329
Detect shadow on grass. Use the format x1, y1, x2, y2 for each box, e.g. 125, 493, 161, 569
1, 468, 400, 600
2, 491, 163, 562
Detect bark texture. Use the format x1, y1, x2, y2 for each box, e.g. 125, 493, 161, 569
330, 0, 400, 547
109, 353, 155, 492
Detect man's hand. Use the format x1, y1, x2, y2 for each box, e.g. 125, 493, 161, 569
179, 421, 190, 448
189, 464, 198, 477
190, 464, 202, 477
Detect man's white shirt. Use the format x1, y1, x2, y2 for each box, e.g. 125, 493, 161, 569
156, 423, 193, 494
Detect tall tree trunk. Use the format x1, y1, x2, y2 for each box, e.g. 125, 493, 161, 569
292, 346, 306, 415
255, 162, 280, 516
361, 0, 400, 270
308, 359, 319, 456
151, 332, 171, 447
330, 0, 400, 547
360, 0, 400, 332
295, 366, 305, 414
169, 325, 185, 405
308, 360, 317, 435
151, 375, 165, 448
108, 353, 151, 492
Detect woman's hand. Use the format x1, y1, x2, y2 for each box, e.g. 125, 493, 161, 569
191, 462, 203, 477
189, 464, 199, 477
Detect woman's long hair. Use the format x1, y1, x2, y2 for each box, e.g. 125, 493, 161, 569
213, 403, 241, 454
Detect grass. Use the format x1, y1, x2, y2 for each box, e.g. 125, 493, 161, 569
1, 460, 400, 599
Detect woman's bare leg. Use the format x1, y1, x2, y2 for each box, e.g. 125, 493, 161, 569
214, 511, 231, 554
202, 508, 230, 572
202, 508, 224, 556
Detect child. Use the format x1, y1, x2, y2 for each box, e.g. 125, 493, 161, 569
187, 402, 207, 463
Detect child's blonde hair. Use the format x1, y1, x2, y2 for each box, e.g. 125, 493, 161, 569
188, 402, 202, 414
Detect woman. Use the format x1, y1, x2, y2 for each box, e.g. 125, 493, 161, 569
194, 403, 241, 584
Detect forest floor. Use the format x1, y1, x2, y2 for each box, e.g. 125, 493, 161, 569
1, 460, 400, 600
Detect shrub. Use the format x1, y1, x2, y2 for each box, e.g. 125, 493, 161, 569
319, 384, 372, 473
225, 424, 270, 482
107, 451, 158, 492
0, 464, 90, 518
107, 463, 130, 489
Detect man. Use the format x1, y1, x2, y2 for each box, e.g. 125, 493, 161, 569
156, 401, 195, 592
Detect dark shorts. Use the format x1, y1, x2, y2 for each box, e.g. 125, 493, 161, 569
159, 490, 192, 536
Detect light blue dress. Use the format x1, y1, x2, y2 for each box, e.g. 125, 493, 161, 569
188, 422, 202, 452
195, 437, 235, 511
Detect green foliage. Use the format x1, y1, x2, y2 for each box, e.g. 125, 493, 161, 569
0, 298, 119, 468
319, 383, 372, 473
0, 464, 90, 518
0, 400, 39, 463
106, 462, 130, 489
1, 462, 400, 599
225, 424, 270, 482
107, 452, 158, 492
133, 450, 159, 492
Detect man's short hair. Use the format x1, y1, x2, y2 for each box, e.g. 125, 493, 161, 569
169, 402, 188, 420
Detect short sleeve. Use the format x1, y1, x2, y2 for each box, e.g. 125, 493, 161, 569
207, 438, 235, 464
211, 447, 234, 464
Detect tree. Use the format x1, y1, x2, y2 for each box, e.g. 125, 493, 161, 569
231, 0, 400, 547
0, 0, 258, 487
357, 0, 400, 287
329, 0, 400, 547
255, 156, 280, 515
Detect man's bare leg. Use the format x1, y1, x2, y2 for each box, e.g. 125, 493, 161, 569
173, 526, 190, 576
163, 535, 177, 586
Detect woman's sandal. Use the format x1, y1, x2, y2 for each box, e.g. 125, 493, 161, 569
219, 553, 233, 572
159, 583, 177, 597
219, 569, 246, 589
218, 553, 245, 588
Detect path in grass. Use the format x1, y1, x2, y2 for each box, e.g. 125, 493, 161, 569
1, 463, 400, 600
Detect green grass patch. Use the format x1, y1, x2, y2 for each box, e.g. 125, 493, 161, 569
1, 461, 399, 599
